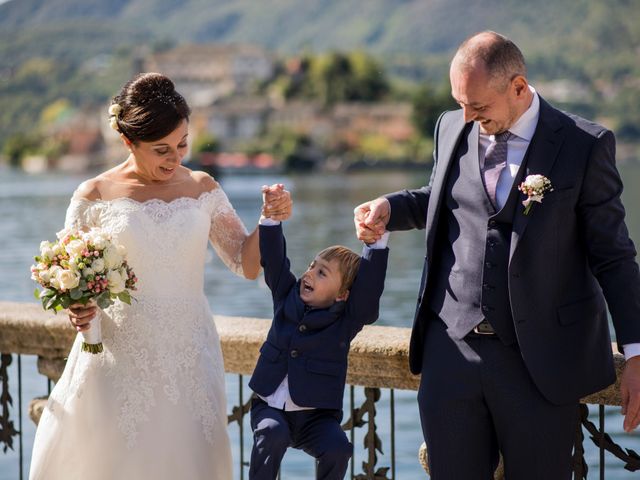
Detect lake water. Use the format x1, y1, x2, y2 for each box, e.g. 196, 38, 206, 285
1, 162, 639, 479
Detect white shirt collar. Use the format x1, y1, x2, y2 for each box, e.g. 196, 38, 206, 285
506, 85, 539, 142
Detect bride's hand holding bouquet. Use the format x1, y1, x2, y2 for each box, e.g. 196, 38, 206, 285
31, 227, 137, 354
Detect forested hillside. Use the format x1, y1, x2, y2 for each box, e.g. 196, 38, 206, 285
1, 0, 639, 150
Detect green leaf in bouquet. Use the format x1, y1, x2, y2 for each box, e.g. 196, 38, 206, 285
60, 295, 72, 309
54, 304, 63, 312
116, 291, 132, 305
45, 296, 59, 310
39, 288, 57, 299
79, 279, 87, 290
33, 288, 41, 300
96, 291, 113, 309
70, 288, 83, 300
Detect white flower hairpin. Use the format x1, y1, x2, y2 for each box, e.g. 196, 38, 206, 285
108, 103, 123, 132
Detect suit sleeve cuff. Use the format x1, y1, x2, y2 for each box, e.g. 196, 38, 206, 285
623, 343, 640, 361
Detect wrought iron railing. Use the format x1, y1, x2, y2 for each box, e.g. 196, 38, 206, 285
1, 301, 639, 479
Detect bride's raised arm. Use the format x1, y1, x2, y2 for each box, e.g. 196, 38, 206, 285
207, 185, 257, 279
206, 181, 292, 280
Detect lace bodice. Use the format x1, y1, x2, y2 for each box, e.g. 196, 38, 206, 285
50, 188, 248, 448
65, 188, 248, 286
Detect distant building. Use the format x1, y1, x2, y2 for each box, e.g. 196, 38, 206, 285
145, 44, 275, 107
192, 96, 271, 149
331, 103, 414, 142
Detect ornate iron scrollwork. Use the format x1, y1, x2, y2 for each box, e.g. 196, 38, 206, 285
343, 387, 390, 480
228, 393, 254, 426
0, 354, 20, 453
578, 403, 640, 473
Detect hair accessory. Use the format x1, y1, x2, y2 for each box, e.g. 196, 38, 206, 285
108, 103, 123, 132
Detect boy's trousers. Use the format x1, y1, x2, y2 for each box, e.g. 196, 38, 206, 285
249, 397, 352, 480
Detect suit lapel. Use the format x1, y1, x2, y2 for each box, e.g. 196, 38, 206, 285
510, 98, 566, 259
425, 112, 471, 258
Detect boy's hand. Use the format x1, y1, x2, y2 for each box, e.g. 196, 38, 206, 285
354, 198, 390, 243
262, 184, 292, 221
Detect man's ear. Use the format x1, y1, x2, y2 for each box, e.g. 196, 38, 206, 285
336, 290, 350, 302
512, 75, 528, 97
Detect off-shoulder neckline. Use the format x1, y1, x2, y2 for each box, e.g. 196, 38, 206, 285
70, 188, 220, 206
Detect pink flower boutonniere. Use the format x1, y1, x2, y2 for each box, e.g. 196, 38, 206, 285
518, 174, 553, 215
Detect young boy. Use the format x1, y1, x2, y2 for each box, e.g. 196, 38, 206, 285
248, 185, 389, 480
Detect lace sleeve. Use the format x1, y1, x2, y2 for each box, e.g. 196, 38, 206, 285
206, 188, 249, 277
64, 198, 101, 231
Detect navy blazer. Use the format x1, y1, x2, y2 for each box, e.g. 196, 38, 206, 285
386, 97, 640, 405
249, 224, 389, 410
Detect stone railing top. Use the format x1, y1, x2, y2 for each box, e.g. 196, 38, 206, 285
0, 301, 624, 404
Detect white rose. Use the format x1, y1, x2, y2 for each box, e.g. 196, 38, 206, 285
65, 239, 86, 258
527, 175, 545, 190
103, 245, 123, 270
53, 243, 65, 257
48, 266, 63, 290
56, 268, 80, 291
91, 258, 105, 273
85, 230, 109, 250
40, 241, 55, 259
41, 246, 56, 260
82, 267, 95, 278
106, 270, 126, 294
38, 269, 52, 284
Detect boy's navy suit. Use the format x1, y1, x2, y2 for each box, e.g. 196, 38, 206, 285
248, 223, 388, 480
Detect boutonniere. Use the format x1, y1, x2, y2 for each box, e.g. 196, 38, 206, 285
518, 174, 553, 215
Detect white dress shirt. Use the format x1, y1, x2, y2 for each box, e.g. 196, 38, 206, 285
477, 86, 640, 360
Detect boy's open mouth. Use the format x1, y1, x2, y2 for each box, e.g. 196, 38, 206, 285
302, 280, 314, 293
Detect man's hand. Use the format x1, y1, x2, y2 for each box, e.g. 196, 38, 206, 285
621, 355, 640, 432
68, 302, 98, 332
354, 198, 390, 244
262, 184, 292, 221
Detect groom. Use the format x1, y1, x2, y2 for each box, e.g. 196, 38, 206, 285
355, 31, 640, 479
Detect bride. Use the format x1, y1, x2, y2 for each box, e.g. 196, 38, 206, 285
29, 72, 291, 479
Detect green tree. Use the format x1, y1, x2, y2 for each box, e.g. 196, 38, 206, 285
412, 81, 457, 138
192, 132, 220, 154
347, 50, 390, 101
3, 133, 43, 167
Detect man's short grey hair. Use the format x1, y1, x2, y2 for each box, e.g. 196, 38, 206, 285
453, 31, 527, 90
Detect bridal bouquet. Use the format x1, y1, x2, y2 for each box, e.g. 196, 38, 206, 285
31, 228, 137, 354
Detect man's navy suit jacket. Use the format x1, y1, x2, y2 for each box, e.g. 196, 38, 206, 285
249, 224, 389, 410
386, 97, 640, 405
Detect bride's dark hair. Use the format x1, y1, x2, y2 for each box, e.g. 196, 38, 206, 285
110, 72, 191, 143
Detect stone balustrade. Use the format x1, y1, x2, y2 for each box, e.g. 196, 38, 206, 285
0, 301, 624, 403
0, 301, 628, 479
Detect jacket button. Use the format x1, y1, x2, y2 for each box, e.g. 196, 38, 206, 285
290, 349, 299, 358
485, 262, 494, 268
298, 324, 307, 332
488, 220, 497, 227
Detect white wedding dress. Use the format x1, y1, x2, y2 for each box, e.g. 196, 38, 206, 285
29, 188, 248, 480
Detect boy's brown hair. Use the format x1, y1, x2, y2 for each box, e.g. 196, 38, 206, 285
317, 245, 361, 295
